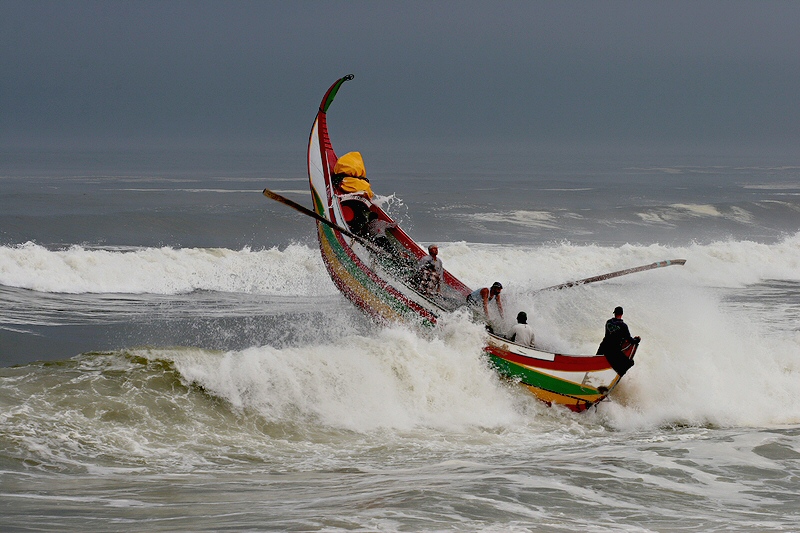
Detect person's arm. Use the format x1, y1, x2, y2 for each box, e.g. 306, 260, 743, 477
622, 322, 640, 344
496, 293, 504, 319
481, 289, 490, 317
622, 322, 634, 342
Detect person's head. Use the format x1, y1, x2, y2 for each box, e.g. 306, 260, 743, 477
517, 311, 527, 324
428, 244, 438, 256
368, 211, 378, 221
490, 281, 503, 295
614, 306, 623, 317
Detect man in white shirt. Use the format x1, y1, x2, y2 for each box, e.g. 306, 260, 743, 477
508, 311, 534, 347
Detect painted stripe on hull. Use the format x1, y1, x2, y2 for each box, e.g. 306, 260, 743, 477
491, 355, 620, 411
313, 193, 436, 326
520, 385, 601, 412
485, 343, 613, 373
488, 354, 609, 397
319, 224, 432, 325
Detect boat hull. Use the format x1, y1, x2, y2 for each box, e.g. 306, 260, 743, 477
304, 75, 633, 412
485, 335, 636, 412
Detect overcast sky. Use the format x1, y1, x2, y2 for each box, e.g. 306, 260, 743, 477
2, 0, 799, 151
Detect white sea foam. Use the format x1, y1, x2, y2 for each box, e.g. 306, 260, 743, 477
743, 183, 800, 189
439, 232, 800, 293
758, 200, 800, 211
437, 235, 800, 429
462, 210, 563, 229
2, 233, 800, 298
3, 234, 800, 430
135, 273, 800, 432
635, 203, 754, 225
0, 241, 337, 296
148, 315, 534, 433
585, 271, 800, 427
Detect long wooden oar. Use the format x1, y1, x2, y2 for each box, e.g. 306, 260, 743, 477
262, 188, 362, 239
264, 188, 685, 296
534, 259, 686, 294
262, 188, 388, 255
263, 188, 455, 311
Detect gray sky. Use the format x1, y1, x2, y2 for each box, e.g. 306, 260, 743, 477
2, 0, 799, 151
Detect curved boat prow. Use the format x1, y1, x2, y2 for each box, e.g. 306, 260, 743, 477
320, 74, 354, 114
308, 75, 355, 221
307, 76, 457, 326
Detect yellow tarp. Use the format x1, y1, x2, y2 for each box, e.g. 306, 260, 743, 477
334, 152, 373, 198
333, 151, 367, 179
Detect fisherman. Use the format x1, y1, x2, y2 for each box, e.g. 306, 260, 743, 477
365, 211, 397, 252
596, 306, 640, 376
332, 151, 374, 199
508, 311, 535, 347
467, 282, 505, 320
417, 244, 443, 296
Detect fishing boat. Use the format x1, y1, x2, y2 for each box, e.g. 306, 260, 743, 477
264, 74, 684, 412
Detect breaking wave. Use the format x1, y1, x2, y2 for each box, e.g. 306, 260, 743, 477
0, 241, 336, 296
2, 232, 800, 430
3, 232, 800, 296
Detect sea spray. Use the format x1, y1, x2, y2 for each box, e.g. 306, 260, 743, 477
3, 235, 800, 432
164, 315, 525, 433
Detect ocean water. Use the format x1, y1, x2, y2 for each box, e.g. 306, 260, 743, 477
2, 146, 800, 532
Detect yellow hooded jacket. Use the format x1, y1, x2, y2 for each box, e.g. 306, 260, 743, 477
333, 152, 373, 198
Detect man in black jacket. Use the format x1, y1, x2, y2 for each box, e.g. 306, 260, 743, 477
597, 306, 640, 376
